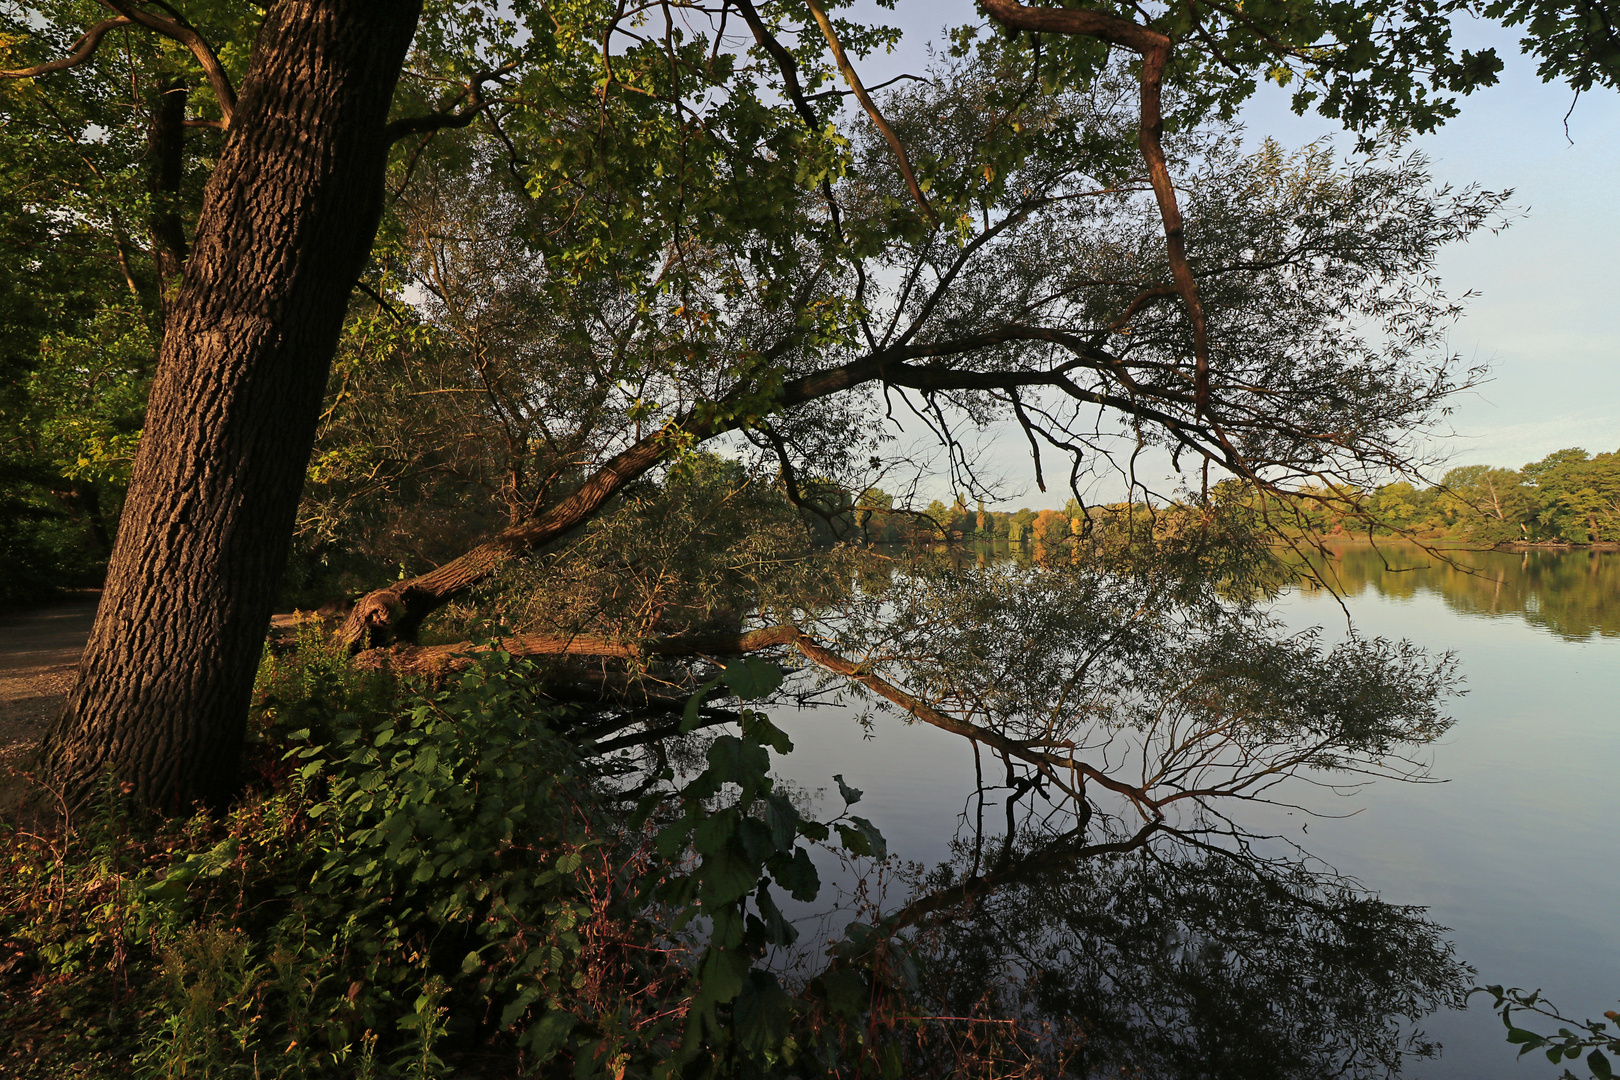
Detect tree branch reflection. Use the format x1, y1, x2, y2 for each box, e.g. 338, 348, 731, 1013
816, 808, 1471, 1079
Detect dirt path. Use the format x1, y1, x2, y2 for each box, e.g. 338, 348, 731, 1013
0, 595, 99, 778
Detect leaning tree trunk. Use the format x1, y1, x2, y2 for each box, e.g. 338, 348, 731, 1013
41, 0, 423, 813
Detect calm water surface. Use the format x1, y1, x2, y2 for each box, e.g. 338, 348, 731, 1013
768, 542, 1620, 1078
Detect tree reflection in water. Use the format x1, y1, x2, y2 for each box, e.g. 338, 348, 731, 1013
1298, 542, 1620, 640
744, 529, 1472, 1077
819, 811, 1471, 1080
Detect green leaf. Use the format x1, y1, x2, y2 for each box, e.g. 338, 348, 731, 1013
706, 735, 770, 802
140, 879, 189, 903
734, 970, 793, 1059
822, 969, 868, 1018
693, 809, 738, 857
500, 985, 543, 1029
833, 773, 862, 805
681, 674, 724, 733
698, 844, 760, 907
763, 793, 799, 851
772, 846, 820, 902
520, 1010, 576, 1063
627, 790, 664, 831
1591, 1050, 1614, 1079
755, 884, 798, 948
742, 708, 793, 754
721, 657, 783, 700
695, 944, 752, 1006
709, 904, 746, 950
797, 819, 830, 843
655, 814, 695, 861
737, 815, 778, 865
848, 815, 887, 861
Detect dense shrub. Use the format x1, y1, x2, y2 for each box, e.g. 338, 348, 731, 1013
0, 646, 693, 1078
1, 637, 1079, 1079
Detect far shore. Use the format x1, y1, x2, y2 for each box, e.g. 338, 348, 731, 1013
1294, 535, 1620, 553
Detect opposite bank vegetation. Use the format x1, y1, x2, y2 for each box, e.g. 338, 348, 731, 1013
860, 445, 1620, 551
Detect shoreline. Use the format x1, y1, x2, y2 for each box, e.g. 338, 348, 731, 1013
1285, 536, 1620, 553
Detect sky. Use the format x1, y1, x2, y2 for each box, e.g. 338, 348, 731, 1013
827, 2, 1619, 508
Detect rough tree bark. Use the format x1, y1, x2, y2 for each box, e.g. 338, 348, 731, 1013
41, 0, 424, 812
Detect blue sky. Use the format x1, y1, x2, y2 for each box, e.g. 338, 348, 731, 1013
834, 2, 1618, 505
1244, 28, 1620, 473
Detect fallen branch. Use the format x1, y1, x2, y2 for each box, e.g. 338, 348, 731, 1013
352, 624, 801, 678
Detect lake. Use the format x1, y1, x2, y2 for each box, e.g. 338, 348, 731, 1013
766, 541, 1620, 1078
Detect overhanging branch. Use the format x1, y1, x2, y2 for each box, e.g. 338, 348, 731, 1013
384, 65, 516, 143
978, 0, 1212, 420
803, 0, 935, 222
337, 325, 1240, 649
729, 0, 822, 129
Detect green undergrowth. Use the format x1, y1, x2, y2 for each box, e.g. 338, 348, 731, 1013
0, 634, 1056, 1078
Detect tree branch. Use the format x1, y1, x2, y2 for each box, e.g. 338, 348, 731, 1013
0, 17, 133, 78
100, 0, 237, 124
729, 0, 822, 129
384, 66, 515, 143
803, 0, 935, 222
352, 624, 802, 678
337, 325, 1236, 649
785, 627, 1155, 814
348, 615, 1155, 817
978, 0, 1212, 417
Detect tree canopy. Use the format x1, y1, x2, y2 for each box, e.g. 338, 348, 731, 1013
0, 0, 1605, 810
2, 0, 1615, 1074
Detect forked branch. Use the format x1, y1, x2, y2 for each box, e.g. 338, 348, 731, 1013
3, 2, 237, 125
338, 325, 1249, 650
978, 0, 1211, 417
385, 65, 517, 143
729, 0, 822, 129
101, 1, 237, 124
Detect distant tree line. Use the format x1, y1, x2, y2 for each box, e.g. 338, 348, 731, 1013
1285, 447, 1620, 544
839, 444, 1620, 550
845, 489, 1092, 547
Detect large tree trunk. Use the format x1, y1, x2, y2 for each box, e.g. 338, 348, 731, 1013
41, 0, 423, 813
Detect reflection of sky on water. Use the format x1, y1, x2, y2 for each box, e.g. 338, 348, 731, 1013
1270, 549, 1620, 1078
768, 546, 1620, 1078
